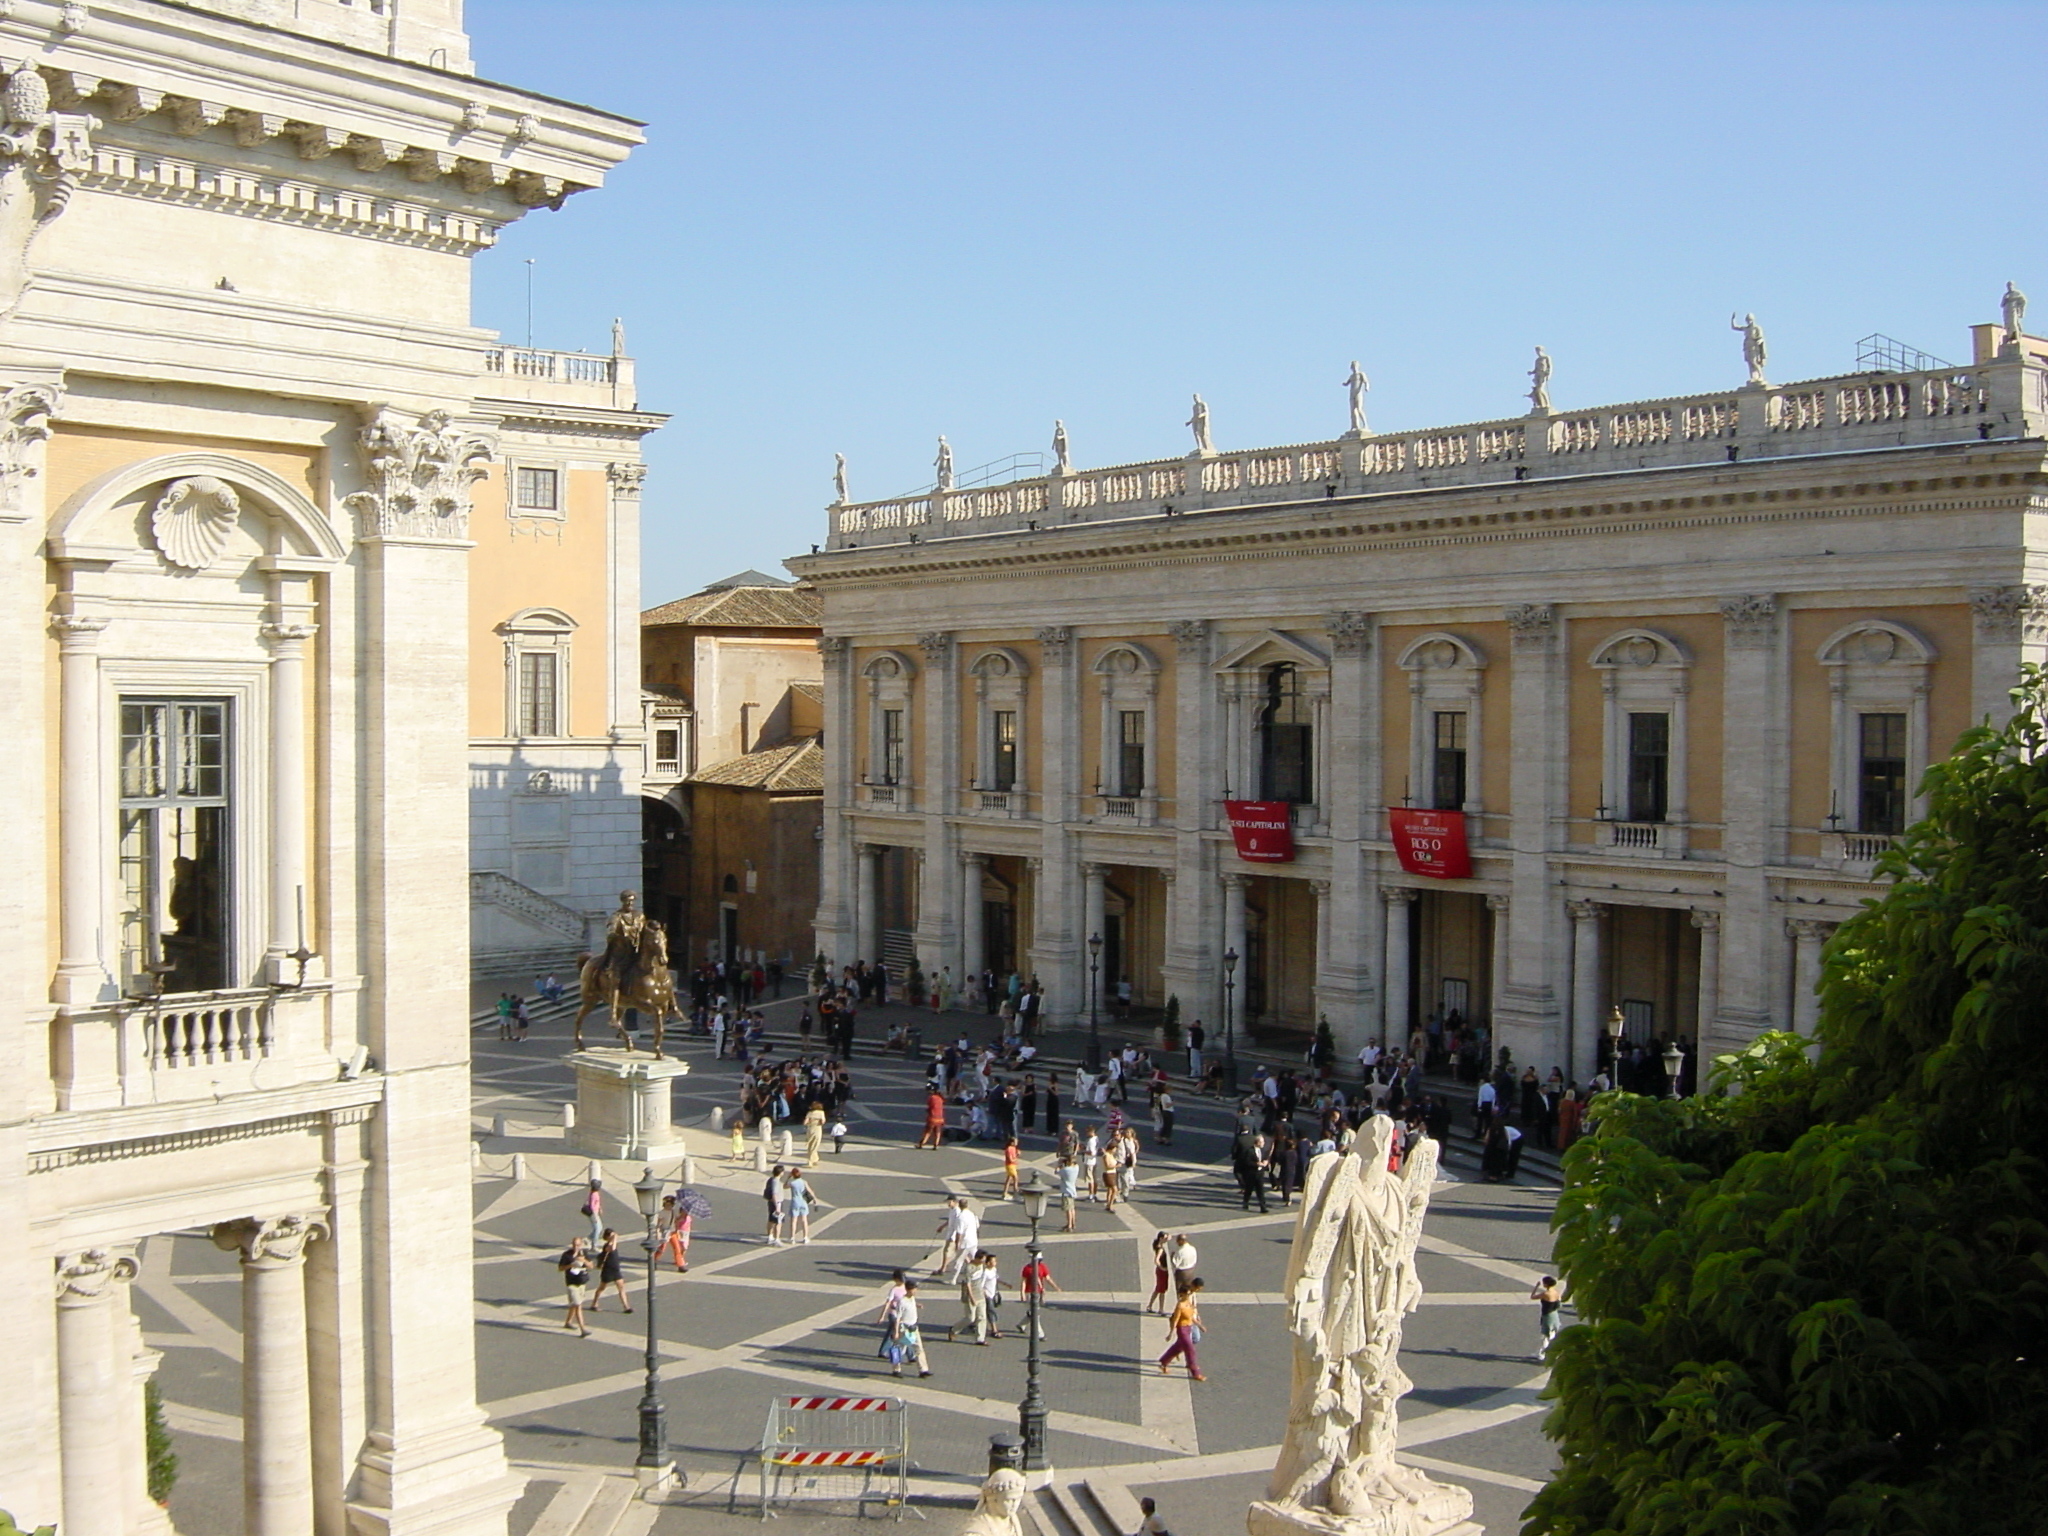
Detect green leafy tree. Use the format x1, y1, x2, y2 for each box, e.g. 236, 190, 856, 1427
146, 1376, 179, 1505
1531, 670, 2048, 1536
0, 1513, 55, 1536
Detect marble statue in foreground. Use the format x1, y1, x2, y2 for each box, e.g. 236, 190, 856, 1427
1248, 1119, 1475, 1536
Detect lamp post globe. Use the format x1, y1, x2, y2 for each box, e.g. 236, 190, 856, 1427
1018, 1170, 1050, 1470
1085, 932, 1103, 1073
1661, 1041, 1684, 1099
631, 1165, 677, 1491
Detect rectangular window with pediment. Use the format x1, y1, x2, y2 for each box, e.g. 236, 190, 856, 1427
1858, 712, 1907, 835
991, 710, 1017, 791
517, 652, 559, 737
879, 708, 905, 785
1626, 712, 1669, 823
1430, 710, 1467, 811
1117, 710, 1146, 798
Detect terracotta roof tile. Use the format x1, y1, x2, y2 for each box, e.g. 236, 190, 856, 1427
685, 737, 824, 793
641, 583, 821, 629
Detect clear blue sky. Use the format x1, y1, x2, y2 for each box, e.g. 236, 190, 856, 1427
467, 2, 2047, 607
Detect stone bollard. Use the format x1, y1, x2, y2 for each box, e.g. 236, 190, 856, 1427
492, 1113, 508, 1139
470, 1140, 482, 1168
987, 1435, 1024, 1475
562, 1103, 577, 1130
754, 1142, 769, 1173
679, 1154, 695, 1186
707, 1106, 725, 1129
512, 1153, 528, 1181
779, 1130, 794, 1160
757, 1116, 773, 1149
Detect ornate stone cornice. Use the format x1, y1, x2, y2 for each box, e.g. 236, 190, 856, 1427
50, 612, 107, 646
212, 1213, 324, 1268
1035, 625, 1074, 664
261, 621, 317, 651
56, 1247, 138, 1304
1720, 593, 1779, 648
1505, 603, 1557, 653
0, 380, 57, 514
1969, 584, 2048, 640
1168, 618, 1211, 658
344, 407, 494, 540
1325, 611, 1372, 658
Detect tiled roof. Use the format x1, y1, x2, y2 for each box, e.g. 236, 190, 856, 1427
789, 680, 825, 703
641, 582, 821, 630
642, 683, 692, 704
686, 737, 825, 793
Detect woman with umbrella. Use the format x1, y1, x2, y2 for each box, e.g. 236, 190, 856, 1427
661, 1186, 712, 1272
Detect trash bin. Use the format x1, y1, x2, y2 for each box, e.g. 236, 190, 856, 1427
987, 1434, 1024, 1474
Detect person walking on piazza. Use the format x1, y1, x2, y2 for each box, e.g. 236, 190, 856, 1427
1147, 1232, 1172, 1315
950, 1252, 989, 1344
784, 1165, 819, 1244
979, 1250, 1006, 1339
1155, 1086, 1176, 1145
1044, 1070, 1061, 1132
804, 1100, 827, 1165
880, 1277, 932, 1378
558, 1236, 594, 1338
656, 1194, 690, 1272
1232, 1130, 1269, 1212
763, 1163, 788, 1244
916, 1083, 948, 1149
594, 1228, 631, 1312
580, 1176, 605, 1249
1082, 1126, 1102, 1201
1020, 1246, 1060, 1339
1001, 1136, 1021, 1199
1058, 1145, 1080, 1232
1531, 1275, 1566, 1360
1168, 1233, 1198, 1291
1157, 1277, 1207, 1381
946, 1198, 982, 1283
1186, 1019, 1205, 1081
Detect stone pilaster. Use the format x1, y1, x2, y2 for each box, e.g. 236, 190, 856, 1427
1161, 620, 1217, 1025
1495, 602, 1567, 1071
1716, 594, 1784, 1050
812, 636, 855, 965
1567, 899, 1604, 1083
1031, 626, 1082, 1019
1380, 886, 1416, 1046
1968, 584, 2047, 726
913, 630, 959, 978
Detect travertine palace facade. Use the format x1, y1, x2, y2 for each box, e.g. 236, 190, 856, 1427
790, 317, 2048, 1082
0, 1, 641, 1531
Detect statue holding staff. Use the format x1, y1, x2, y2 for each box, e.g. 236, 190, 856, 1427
1731, 311, 1768, 386
1187, 394, 1213, 455
832, 452, 849, 505
1528, 346, 1552, 413
2003, 282, 2027, 345
934, 436, 954, 492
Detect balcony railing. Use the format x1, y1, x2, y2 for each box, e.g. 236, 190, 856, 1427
479, 344, 639, 409
822, 356, 2026, 551
860, 783, 910, 811
53, 986, 340, 1112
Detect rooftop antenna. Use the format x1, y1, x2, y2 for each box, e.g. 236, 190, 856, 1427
524, 258, 536, 348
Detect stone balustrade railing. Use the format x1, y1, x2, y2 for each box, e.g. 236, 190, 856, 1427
479, 345, 639, 408
825, 358, 2038, 550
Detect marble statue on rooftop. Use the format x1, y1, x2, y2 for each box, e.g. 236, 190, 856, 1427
1345, 361, 1371, 435
1528, 346, 1552, 414
1187, 394, 1214, 455
1053, 419, 1071, 473
935, 436, 954, 492
1732, 312, 1768, 387
1247, 1119, 1473, 1536
611, 316, 626, 355
833, 452, 849, 505
2003, 282, 2027, 345
957, 1468, 1027, 1536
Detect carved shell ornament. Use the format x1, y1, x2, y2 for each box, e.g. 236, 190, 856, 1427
148, 476, 242, 570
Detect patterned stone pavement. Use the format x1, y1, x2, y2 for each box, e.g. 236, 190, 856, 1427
144, 996, 1563, 1536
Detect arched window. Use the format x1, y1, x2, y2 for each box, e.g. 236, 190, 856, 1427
1258, 663, 1312, 803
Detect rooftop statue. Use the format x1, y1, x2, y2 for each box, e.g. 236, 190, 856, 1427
1528, 346, 1552, 413
1248, 1119, 1473, 1536
1053, 419, 1071, 473
1345, 362, 1371, 435
2003, 281, 2027, 345
1187, 394, 1214, 455
833, 452, 849, 505
1731, 311, 1768, 387
935, 436, 954, 492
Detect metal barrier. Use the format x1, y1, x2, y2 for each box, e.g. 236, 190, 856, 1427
756, 1394, 909, 1518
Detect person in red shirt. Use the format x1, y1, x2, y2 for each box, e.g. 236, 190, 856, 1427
1019, 1252, 1061, 1340
916, 1088, 947, 1149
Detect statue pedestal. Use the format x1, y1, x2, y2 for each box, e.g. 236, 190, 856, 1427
564, 1049, 691, 1161
1248, 1495, 1478, 1536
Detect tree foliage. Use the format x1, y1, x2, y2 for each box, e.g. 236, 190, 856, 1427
1528, 669, 2048, 1536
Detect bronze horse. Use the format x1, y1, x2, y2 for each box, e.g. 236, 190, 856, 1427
571, 920, 681, 1057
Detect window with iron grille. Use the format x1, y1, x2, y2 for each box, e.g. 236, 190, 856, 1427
517, 651, 559, 736
879, 708, 905, 785
515, 466, 560, 511
1117, 710, 1145, 798
1258, 664, 1312, 803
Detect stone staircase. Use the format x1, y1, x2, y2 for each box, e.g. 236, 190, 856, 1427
520, 1473, 663, 1536
1024, 1475, 1143, 1536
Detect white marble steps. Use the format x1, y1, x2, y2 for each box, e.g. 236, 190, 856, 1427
523, 1475, 660, 1536
1026, 1478, 1133, 1536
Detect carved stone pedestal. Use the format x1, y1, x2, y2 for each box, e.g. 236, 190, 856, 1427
1248, 1483, 1478, 1536
565, 1050, 691, 1161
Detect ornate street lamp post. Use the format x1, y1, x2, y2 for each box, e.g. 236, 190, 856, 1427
631, 1166, 677, 1493
1221, 947, 1239, 1096
1085, 932, 1103, 1072
1661, 1040, 1685, 1100
1605, 1004, 1626, 1088
1018, 1170, 1050, 1470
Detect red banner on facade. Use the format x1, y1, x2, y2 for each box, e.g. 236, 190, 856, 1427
1388, 808, 1472, 879
1224, 800, 1296, 863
